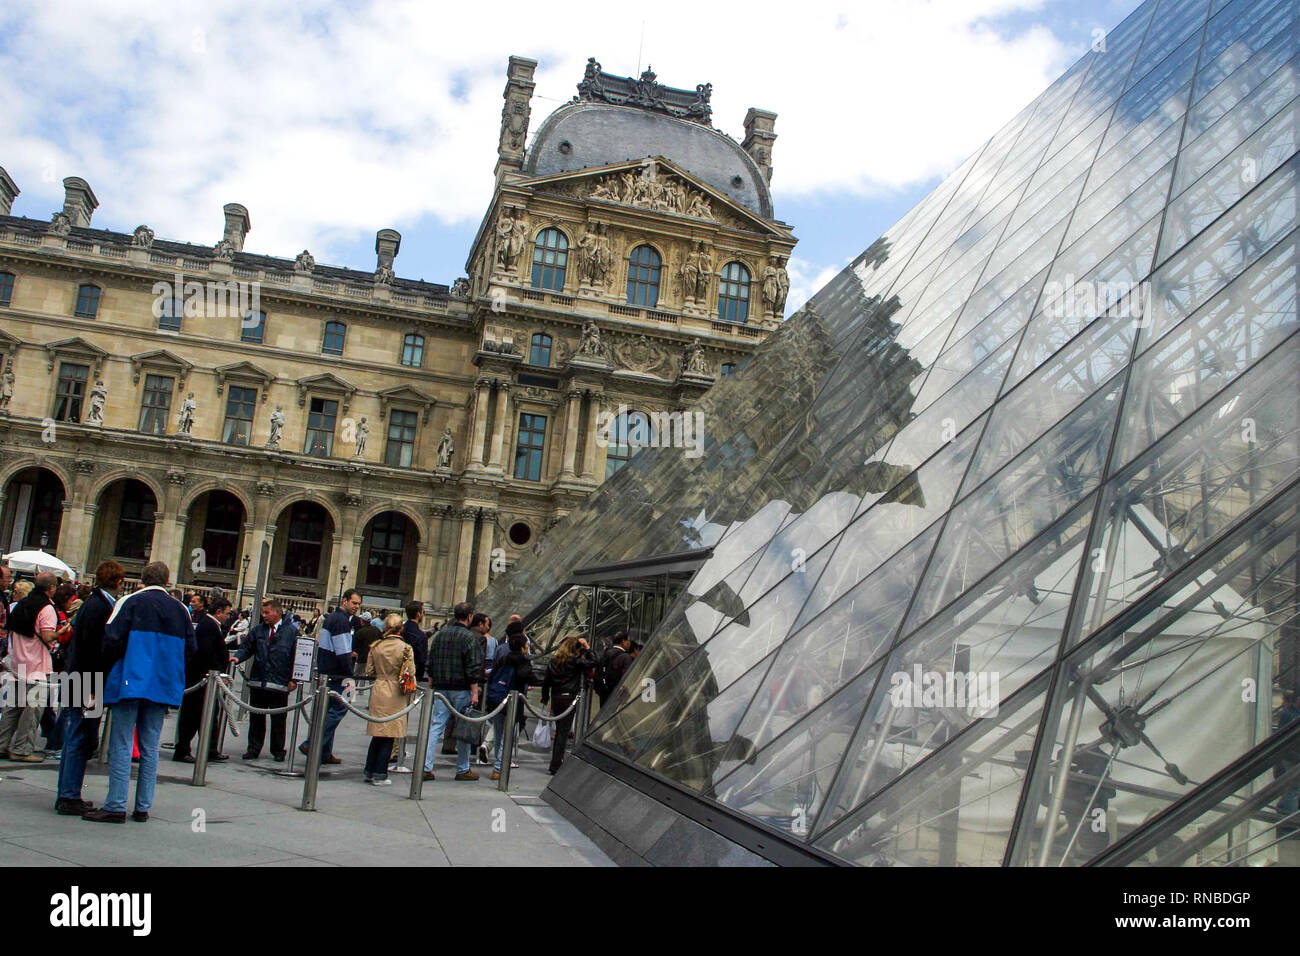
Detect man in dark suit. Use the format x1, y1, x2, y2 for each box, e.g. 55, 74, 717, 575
231, 598, 299, 760
53, 560, 125, 816
173, 595, 235, 763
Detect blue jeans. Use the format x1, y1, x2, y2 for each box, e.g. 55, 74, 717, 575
104, 700, 167, 813
55, 707, 99, 801
425, 689, 471, 774
305, 678, 346, 757
491, 710, 510, 772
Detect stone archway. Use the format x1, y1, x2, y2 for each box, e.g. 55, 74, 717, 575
267, 499, 336, 601
356, 509, 420, 604
180, 488, 248, 590
87, 478, 159, 578
0, 466, 66, 556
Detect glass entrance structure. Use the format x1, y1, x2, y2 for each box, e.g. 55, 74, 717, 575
480, 0, 1300, 865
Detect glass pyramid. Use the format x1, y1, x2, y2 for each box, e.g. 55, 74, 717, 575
484, 0, 1300, 865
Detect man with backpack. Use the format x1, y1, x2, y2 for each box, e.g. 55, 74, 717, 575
594, 631, 637, 709
0, 572, 59, 761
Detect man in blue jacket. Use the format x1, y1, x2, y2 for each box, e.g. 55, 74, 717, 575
300, 588, 359, 764
83, 561, 195, 824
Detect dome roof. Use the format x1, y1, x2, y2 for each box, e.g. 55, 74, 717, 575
524, 101, 774, 220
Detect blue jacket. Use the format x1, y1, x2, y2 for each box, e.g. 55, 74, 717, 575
103, 586, 196, 707
316, 610, 355, 679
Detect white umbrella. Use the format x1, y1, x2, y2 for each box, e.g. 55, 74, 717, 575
2, 549, 76, 579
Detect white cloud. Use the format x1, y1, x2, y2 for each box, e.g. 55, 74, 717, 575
786, 256, 845, 316
0, 0, 1075, 267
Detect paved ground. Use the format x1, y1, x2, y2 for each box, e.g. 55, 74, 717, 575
0, 691, 612, 867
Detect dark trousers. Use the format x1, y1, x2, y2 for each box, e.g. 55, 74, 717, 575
246, 687, 288, 756
174, 683, 220, 758
549, 693, 576, 773
365, 737, 391, 780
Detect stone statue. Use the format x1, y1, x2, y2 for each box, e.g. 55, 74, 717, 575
213, 238, 237, 261
87, 380, 107, 426
354, 416, 369, 457
451, 277, 471, 298
682, 338, 710, 377
132, 225, 155, 248
294, 249, 315, 274
577, 223, 612, 286
178, 392, 197, 435
0, 359, 14, 411
436, 427, 455, 468
680, 241, 712, 302
374, 264, 394, 285
493, 209, 528, 273
762, 258, 790, 314
577, 319, 606, 359
49, 211, 72, 236
266, 403, 285, 448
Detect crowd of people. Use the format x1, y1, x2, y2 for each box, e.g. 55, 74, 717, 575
0, 555, 644, 820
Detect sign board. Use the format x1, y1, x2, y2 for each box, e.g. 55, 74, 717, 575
292, 636, 316, 683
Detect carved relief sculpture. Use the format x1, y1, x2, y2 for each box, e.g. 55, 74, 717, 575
132, 225, 155, 248
682, 338, 711, 377
294, 249, 315, 274
49, 211, 72, 236
213, 238, 237, 261
86, 380, 107, 426
374, 264, 394, 285
576, 319, 607, 360
500, 99, 529, 152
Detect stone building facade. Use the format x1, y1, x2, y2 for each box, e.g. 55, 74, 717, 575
0, 56, 795, 616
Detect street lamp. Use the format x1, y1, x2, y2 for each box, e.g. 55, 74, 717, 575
236, 554, 250, 609
337, 565, 348, 611
39, 530, 48, 549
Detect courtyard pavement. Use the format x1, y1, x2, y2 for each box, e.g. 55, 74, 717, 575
0, 691, 612, 867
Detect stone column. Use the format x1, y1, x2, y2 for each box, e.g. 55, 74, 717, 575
560, 387, 582, 479
413, 544, 435, 607
468, 379, 490, 469
450, 508, 478, 604
61, 462, 98, 574
326, 492, 363, 605
243, 481, 277, 603
487, 383, 512, 471
473, 510, 496, 596
580, 393, 604, 480
150, 470, 187, 576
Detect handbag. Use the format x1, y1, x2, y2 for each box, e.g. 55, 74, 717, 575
532, 720, 552, 750
453, 705, 484, 745
400, 670, 416, 695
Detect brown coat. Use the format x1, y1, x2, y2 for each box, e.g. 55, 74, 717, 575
364, 636, 415, 738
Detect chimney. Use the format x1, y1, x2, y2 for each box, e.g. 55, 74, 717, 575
495, 55, 537, 179
223, 203, 251, 251
0, 167, 18, 216
742, 108, 778, 185
375, 229, 401, 271
62, 177, 98, 227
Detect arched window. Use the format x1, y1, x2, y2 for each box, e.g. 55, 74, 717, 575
718, 262, 751, 323
75, 283, 101, 319
626, 245, 661, 307
322, 320, 346, 356
531, 228, 568, 291
401, 333, 424, 367
605, 409, 652, 478
530, 333, 552, 367
0, 272, 14, 307
242, 310, 266, 344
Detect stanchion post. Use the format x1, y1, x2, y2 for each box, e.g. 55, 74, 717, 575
574, 675, 590, 743
408, 687, 435, 801
215, 660, 235, 753
285, 683, 305, 773
498, 691, 520, 793
97, 708, 112, 767
299, 675, 328, 811
192, 671, 221, 787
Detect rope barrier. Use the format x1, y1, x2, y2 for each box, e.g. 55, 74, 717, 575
427, 691, 511, 722
326, 689, 426, 722
182, 678, 207, 696
215, 679, 317, 716
523, 693, 583, 721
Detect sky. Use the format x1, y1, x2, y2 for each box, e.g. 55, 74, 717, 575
0, 0, 1144, 314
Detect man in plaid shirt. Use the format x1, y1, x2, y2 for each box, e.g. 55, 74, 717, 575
422, 602, 482, 782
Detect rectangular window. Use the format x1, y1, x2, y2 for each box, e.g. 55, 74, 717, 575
74, 284, 100, 319
322, 321, 346, 356
53, 362, 89, 422
158, 296, 182, 332
223, 385, 257, 446
384, 409, 418, 467
401, 334, 424, 368
242, 311, 265, 344
304, 397, 338, 457
0, 272, 14, 307
513, 412, 547, 482
138, 374, 174, 435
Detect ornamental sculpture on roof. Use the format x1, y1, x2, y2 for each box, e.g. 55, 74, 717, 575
575, 57, 713, 126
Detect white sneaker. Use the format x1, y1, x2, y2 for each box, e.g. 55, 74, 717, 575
369, 778, 392, 786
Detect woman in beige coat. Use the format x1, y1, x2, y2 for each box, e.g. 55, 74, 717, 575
362, 613, 416, 786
